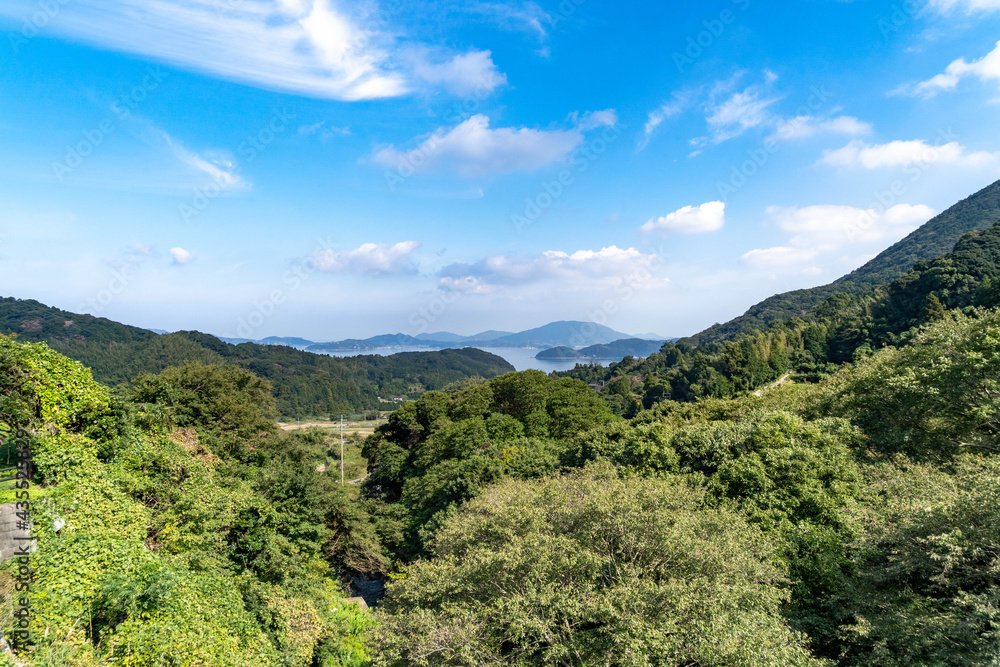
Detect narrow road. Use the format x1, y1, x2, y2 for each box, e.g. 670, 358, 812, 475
752, 373, 792, 397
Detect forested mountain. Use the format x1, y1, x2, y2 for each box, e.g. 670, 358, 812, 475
560, 220, 1000, 411
687, 178, 1000, 345
0, 297, 514, 417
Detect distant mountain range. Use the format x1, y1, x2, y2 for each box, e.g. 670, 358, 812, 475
535, 338, 666, 361
305, 321, 666, 352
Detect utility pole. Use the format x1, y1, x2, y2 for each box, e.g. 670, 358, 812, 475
340, 415, 345, 485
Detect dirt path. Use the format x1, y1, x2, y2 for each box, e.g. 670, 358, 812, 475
278, 420, 381, 434
752, 373, 792, 397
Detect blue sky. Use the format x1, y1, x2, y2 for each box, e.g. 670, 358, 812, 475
1, 0, 999, 341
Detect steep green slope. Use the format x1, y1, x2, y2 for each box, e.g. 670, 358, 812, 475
0, 297, 515, 417
560, 221, 1000, 406
0, 296, 155, 344
686, 179, 1000, 344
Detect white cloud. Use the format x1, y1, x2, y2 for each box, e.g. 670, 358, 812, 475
770, 115, 872, 141
641, 202, 726, 235
927, 0, 1000, 13
705, 88, 781, 143
311, 241, 421, 276
0, 0, 503, 101
170, 247, 195, 265
767, 203, 936, 250
372, 113, 613, 178
575, 109, 619, 131
909, 40, 1000, 97
408, 49, 507, 96
743, 203, 937, 271
439, 246, 666, 292
819, 139, 1000, 169
741, 246, 819, 269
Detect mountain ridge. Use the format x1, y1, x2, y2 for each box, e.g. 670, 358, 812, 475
684, 178, 1000, 345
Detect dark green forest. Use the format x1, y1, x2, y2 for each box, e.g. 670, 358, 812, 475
0, 298, 514, 417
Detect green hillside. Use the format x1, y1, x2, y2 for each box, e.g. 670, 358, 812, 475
686, 178, 1000, 345
0, 297, 514, 417
559, 220, 1000, 409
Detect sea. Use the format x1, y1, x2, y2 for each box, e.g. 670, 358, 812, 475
315, 346, 602, 374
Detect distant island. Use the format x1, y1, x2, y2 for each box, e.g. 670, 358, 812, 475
305, 321, 668, 352
535, 338, 667, 361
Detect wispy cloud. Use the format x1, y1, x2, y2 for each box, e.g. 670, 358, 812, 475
818, 139, 1000, 169
926, 0, 1000, 13
638, 97, 688, 150
769, 115, 872, 141
704, 87, 782, 144
299, 121, 351, 140
0, 0, 504, 101
311, 241, 421, 276
641, 202, 726, 235
465, 2, 553, 40
155, 127, 248, 191
372, 111, 616, 178
642, 72, 863, 152
898, 40, 1000, 97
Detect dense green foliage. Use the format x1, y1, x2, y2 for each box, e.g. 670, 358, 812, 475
374, 466, 823, 667
369, 311, 1000, 664
687, 178, 1000, 344
361, 371, 619, 558
0, 298, 515, 417
0, 338, 377, 665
